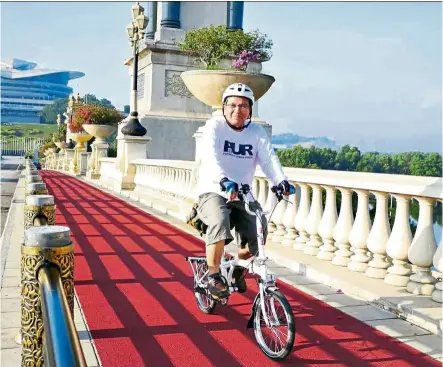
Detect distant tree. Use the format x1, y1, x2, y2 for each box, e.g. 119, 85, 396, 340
82, 94, 115, 108
275, 144, 441, 178
39, 98, 68, 124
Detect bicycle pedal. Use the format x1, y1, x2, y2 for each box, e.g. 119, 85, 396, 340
194, 286, 206, 295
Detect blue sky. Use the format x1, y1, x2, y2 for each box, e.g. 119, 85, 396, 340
1, 1, 441, 153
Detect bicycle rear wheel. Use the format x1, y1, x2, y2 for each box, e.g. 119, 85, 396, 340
194, 261, 216, 314
253, 289, 295, 360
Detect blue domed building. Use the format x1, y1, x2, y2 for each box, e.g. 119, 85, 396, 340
1, 58, 84, 124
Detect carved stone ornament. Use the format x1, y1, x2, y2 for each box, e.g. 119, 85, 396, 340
21, 244, 74, 367
165, 70, 194, 98
24, 205, 56, 231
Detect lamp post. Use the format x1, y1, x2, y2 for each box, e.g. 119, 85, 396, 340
122, 2, 149, 136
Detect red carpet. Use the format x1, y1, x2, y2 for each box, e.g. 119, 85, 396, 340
41, 171, 440, 367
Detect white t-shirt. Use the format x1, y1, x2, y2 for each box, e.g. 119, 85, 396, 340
195, 117, 287, 198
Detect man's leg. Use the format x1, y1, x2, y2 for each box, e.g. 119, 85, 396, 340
206, 239, 225, 275
197, 193, 233, 297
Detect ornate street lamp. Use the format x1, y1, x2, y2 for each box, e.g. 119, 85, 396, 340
122, 2, 149, 136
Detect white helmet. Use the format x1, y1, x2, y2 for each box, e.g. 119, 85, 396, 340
222, 83, 255, 106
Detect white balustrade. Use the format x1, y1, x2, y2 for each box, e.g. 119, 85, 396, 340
281, 184, 299, 247
432, 241, 442, 303
317, 185, 338, 261
332, 187, 354, 266
366, 191, 391, 278
271, 196, 287, 243
304, 184, 324, 256
385, 194, 413, 286
293, 183, 311, 251
348, 189, 372, 272
406, 197, 438, 295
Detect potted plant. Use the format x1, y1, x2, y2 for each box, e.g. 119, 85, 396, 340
179, 25, 275, 114
73, 104, 122, 144
53, 124, 67, 149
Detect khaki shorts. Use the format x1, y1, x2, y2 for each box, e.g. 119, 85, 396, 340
197, 192, 267, 256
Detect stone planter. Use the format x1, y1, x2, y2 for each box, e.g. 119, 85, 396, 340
83, 124, 117, 144
70, 132, 93, 150
82, 124, 116, 179
180, 70, 275, 114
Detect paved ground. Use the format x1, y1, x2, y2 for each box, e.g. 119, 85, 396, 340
1, 168, 441, 367
0, 157, 22, 238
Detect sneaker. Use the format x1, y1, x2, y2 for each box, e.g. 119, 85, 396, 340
208, 273, 229, 299
232, 267, 247, 293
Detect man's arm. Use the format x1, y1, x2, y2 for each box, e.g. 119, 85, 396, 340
202, 119, 228, 184
256, 126, 287, 185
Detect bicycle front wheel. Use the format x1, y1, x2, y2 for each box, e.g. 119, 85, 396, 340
253, 289, 295, 360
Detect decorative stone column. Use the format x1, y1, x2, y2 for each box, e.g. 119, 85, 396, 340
21, 226, 74, 366
282, 185, 299, 247
348, 189, 372, 272
304, 184, 324, 256
293, 183, 311, 251
317, 185, 338, 261
332, 187, 354, 267
432, 241, 442, 303
24, 195, 56, 231
145, 1, 158, 39
64, 149, 75, 171
384, 194, 413, 286
161, 2, 181, 28
406, 197, 438, 295
365, 191, 391, 278
227, 1, 244, 30
271, 196, 287, 243
114, 135, 152, 192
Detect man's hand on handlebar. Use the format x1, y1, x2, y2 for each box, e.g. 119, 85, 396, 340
220, 177, 239, 201
278, 180, 296, 196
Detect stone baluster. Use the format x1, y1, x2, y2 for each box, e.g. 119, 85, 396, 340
256, 178, 268, 209
385, 194, 413, 286
293, 183, 311, 251
406, 197, 438, 295
282, 184, 299, 247
348, 189, 372, 272
366, 191, 391, 278
252, 177, 260, 199
271, 194, 287, 243
304, 184, 324, 256
432, 240, 442, 303
265, 184, 277, 234
317, 185, 338, 261
332, 187, 354, 266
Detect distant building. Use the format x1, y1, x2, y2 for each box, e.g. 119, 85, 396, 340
1, 58, 84, 124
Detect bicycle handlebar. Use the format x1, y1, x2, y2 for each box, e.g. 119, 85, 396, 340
237, 184, 286, 217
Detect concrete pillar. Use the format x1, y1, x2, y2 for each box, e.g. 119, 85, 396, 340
161, 2, 181, 28
145, 2, 158, 39
227, 1, 244, 30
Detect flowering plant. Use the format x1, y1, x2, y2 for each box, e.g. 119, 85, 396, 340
70, 104, 123, 133
179, 25, 273, 71
232, 50, 261, 71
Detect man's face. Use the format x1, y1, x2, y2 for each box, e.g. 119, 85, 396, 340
224, 96, 251, 128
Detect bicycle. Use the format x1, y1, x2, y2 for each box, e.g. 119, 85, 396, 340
186, 184, 296, 361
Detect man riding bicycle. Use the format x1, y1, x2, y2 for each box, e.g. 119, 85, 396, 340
195, 83, 295, 299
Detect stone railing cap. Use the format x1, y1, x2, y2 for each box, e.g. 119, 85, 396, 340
26, 195, 54, 206
26, 175, 42, 183
26, 183, 47, 190
25, 226, 71, 247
